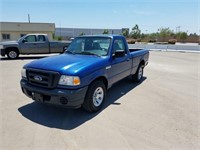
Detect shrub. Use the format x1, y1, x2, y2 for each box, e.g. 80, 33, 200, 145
168, 39, 177, 44
58, 36, 62, 41
127, 39, 136, 44
148, 39, 157, 43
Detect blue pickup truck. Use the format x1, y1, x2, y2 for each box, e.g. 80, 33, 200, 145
20, 35, 149, 112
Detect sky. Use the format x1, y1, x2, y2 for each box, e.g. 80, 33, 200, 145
0, 0, 199, 34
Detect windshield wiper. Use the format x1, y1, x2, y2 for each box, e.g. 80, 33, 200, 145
75, 51, 100, 57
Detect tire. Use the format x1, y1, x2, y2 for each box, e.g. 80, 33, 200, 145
132, 64, 143, 82
83, 80, 106, 112
7, 49, 19, 59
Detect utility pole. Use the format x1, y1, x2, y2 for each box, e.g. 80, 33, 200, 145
176, 26, 181, 33
28, 14, 30, 23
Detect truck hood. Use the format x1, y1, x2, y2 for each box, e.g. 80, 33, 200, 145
25, 54, 108, 76
0, 41, 18, 45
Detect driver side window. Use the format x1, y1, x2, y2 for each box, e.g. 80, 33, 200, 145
24, 35, 36, 42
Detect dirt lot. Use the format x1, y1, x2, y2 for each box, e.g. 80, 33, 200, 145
0, 51, 199, 150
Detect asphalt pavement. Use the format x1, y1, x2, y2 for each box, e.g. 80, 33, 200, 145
0, 51, 199, 150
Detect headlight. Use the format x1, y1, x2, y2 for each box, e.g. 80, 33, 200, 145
58, 75, 80, 86
21, 69, 26, 78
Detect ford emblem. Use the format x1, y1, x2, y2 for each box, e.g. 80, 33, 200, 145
34, 75, 42, 81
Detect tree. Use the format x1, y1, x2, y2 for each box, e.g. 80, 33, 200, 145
158, 27, 174, 41
177, 32, 187, 42
149, 33, 158, 39
122, 29, 129, 37
189, 33, 198, 37
140, 33, 146, 39
103, 29, 109, 34
130, 24, 141, 39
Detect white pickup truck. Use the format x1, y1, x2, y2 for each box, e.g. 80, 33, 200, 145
0, 34, 71, 59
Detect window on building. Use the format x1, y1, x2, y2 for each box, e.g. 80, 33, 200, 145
2, 34, 10, 40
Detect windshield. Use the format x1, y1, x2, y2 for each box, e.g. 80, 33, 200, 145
66, 37, 111, 56
18, 35, 26, 42
18, 36, 23, 42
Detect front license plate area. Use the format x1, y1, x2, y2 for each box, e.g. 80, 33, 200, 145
32, 92, 43, 102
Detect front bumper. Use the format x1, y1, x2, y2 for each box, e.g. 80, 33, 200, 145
20, 79, 88, 109
0, 49, 5, 56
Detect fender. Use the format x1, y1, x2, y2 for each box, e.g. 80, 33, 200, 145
81, 67, 108, 87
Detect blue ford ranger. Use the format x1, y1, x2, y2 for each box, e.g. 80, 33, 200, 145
20, 35, 149, 112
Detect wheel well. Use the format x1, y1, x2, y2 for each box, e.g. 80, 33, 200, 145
140, 60, 145, 67
6, 47, 19, 54
91, 76, 108, 90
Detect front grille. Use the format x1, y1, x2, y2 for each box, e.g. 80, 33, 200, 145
27, 69, 60, 88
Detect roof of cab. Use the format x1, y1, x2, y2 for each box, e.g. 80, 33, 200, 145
26, 33, 47, 36
78, 34, 124, 38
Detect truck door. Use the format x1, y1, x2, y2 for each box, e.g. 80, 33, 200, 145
107, 38, 132, 85
19, 35, 49, 54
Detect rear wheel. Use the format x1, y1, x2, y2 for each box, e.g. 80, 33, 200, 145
132, 64, 143, 82
83, 80, 106, 112
7, 49, 19, 59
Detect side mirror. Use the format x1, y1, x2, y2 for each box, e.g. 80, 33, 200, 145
22, 39, 27, 43
112, 50, 125, 58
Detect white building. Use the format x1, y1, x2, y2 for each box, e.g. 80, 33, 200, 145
0, 22, 55, 41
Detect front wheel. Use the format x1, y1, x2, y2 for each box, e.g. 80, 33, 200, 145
132, 64, 144, 82
7, 50, 19, 59
83, 80, 106, 112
